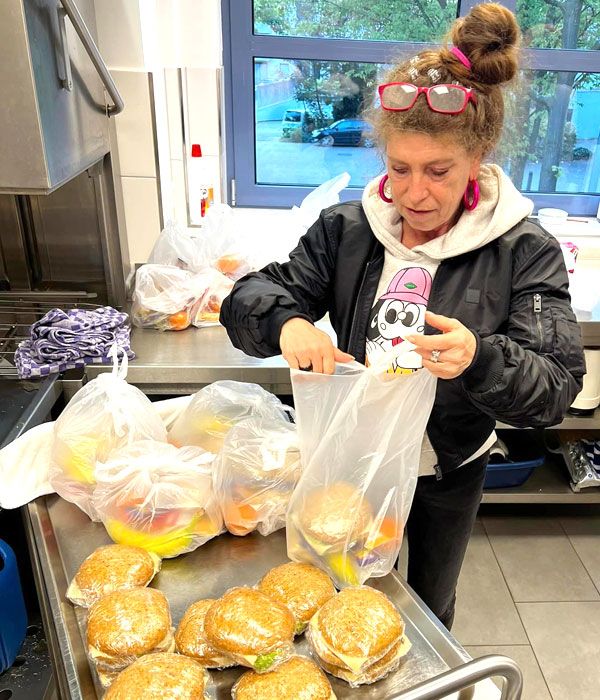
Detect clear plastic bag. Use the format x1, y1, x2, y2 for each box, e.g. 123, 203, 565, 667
66, 544, 161, 608
168, 381, 292, 453
50, 348, 167, 521
197, 204, 255, 281
203, 587, 295, 673
190, 268, 234, 328
86, 587, 175, 687
286, 350, 437, 588
147, 220, 204, 272
131, 264, 208, 331
92, 440, 223, 558
215, 416, 301, 537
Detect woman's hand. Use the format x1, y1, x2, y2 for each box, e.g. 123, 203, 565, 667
279, 318, 354, 374
406, 311, 476, 379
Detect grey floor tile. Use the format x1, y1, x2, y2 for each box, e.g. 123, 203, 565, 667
452, 523, 528, 646
464, 645, 551, 700
483, 516, 599, 602
518, 602, 600, 700
560, 515, 600, 594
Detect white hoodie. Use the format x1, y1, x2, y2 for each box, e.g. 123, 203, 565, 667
361, 163, 533, 475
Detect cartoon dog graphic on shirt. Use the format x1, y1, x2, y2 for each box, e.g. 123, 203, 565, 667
366, 266, 432, 374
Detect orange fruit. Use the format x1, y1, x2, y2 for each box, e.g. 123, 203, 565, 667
168, 310, 190, 330
215, 254, 243, 276
223, 500, 258, 536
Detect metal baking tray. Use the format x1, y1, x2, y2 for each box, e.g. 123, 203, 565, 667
25, 495, 509, 699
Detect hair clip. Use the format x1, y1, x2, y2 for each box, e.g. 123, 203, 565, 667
427, 68, 441, 83
408, 66, 419, 81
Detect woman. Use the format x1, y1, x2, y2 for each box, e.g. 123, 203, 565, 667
220, 3, 585, 629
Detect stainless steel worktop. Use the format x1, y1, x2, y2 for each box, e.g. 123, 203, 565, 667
24, 496, 514, 700
85, 325, 294, 394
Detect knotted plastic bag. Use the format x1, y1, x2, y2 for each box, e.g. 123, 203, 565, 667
214, 415, 300, 536
92, 440, 223, 558
131, 264, 209, 331
50, 348, 166, 520
168, 380, 292, 454
286, 348, 437, 587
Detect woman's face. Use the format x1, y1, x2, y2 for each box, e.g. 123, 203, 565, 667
386, 131, 481, 235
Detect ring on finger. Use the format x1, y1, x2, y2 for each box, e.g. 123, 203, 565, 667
299, 363, 313, 371
430, 349, 441, 363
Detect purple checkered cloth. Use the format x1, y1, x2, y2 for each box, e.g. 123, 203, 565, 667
15, 306, 136, 379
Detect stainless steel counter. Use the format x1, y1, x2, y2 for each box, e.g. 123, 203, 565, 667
85, 326, 292, 395
24, 496, 514, 700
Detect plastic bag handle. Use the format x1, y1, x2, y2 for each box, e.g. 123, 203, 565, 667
109, 343, 128, 380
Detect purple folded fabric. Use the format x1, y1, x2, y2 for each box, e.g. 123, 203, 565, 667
15, 306, 135, 379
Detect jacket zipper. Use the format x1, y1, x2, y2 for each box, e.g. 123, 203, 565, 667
347, 261, 371, 356
533, 293, 543, 351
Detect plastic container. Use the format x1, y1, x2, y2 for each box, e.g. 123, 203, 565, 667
483, 431, 545, 489
0, 539, 28, 673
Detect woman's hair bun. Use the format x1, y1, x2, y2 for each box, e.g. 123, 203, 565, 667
450, 3, 520, 86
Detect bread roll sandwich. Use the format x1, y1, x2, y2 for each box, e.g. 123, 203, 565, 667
232, 656, 336, 700
288, 482, 373, 585
308, 586, 411, 686
204, 587, 295, 673
66, 544, 161, 608
175, 599, 236, 668
258, 562, 335, 635
104, 653, 210, 699
86, 587, 174, 686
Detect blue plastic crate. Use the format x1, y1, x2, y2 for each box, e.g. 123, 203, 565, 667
484, 430, 546, 489
0, 539, 27, 674
484, 456, 545, 489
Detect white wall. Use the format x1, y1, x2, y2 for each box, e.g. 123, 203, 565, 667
94, 0, 223, 265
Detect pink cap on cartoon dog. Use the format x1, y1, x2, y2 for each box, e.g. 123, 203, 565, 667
380, 267, 432, 305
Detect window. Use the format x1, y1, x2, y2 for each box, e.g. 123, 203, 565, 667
223, 0, 600, 213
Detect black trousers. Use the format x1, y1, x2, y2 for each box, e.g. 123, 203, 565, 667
406, 451, 489, 630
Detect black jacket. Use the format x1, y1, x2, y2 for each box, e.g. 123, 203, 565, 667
220, 202, 585, 473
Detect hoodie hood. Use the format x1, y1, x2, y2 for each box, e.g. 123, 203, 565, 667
361, 164, 533, 262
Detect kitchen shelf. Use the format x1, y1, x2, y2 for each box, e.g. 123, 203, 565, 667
497, 408, 600, 431
482, 455, 600, 504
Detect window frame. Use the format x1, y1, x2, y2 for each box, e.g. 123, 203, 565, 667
223, 0, 600, 213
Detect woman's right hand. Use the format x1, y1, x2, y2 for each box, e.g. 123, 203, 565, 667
279, 318, 354, 374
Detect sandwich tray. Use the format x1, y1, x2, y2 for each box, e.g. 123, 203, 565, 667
25, 495, 502, 700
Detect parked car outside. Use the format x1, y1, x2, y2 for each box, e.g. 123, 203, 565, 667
310, 119, 375, 147
281, 109, 312, 137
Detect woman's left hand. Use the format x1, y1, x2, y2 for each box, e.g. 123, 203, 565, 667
406, 311, 476, 379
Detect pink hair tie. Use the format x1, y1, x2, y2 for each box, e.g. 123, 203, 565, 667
450, 46, 471, 70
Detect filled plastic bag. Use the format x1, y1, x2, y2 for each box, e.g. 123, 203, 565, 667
286, 348, 437, 587
196, 204, 255, 281
50, 348, 167, 521
131, 264, 205, 331
215, 416, 301, 536
168, 380, 292, 453
190, 268, 234, 328
148, 220, 204, 271
92, 440, 223, 558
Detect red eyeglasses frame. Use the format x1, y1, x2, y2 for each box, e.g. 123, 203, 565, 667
378, 82, 477, 114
